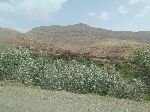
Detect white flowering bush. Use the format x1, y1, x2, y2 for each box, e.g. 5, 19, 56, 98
0, 48, 30, 80
108, 79, 145, 101
131, 48, 150, 93
15, 57, 47, 86
41, 59, 145, 101
0, 48, 46, 86
0, 48, 146, 101
42, 60, 111, 95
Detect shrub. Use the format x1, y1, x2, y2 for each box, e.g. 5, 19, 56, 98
41, 59, 145, 101
15, 57, 47, 86
0, 48, 46, 86
108, 79, 145, 100
0, 48, 146, 101
0, 48, 30, 80
131, 47, 150, 93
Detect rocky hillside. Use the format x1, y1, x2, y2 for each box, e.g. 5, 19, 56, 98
25, 23, 150, 60
27, 23, 150, 44
0, 24, 150, 60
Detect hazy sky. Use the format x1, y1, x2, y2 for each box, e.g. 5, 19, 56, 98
0, 0, 150, 32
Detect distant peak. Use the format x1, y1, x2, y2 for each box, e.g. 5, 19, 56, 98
74, 23, 89, 27
68, 23, 91, 28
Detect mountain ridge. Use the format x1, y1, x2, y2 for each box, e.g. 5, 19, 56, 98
26, 23, 150, 44
0, 23, 150, 60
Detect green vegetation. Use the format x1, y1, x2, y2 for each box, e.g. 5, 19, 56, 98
0, 47, 148, 101
131, 48, 150, 94
115, 63, 136, 80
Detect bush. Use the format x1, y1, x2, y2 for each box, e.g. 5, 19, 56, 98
108, 79, 145, 100
0, 48, 31, 80
0, 48, 146, 101
15, 57, 47, 86
0, 48, 46, 86
42, 60, 145, 100
131, 47, 150, 93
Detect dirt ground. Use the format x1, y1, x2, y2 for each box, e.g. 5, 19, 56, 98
0, 81, 150, 112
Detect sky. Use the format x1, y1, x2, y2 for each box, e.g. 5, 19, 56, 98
0, 0, 150, 32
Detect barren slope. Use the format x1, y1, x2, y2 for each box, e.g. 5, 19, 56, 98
27, 23, 150, 44
0, 28, 23, 49
0, 24, 150, 60
26, 24, 150, 60
0, 28, 21, 44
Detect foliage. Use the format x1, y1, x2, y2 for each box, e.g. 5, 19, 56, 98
131, 47, 150, 92
115, 63, 136, 80
0, 48, 30, 80
0, 48, 146, 101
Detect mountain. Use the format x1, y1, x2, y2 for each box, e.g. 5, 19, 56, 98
26, 23, 150, 44
26, 23, 150, 60
0, 24, 149, 60
0, 28, 22, 47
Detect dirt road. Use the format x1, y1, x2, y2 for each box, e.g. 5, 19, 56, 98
0, 81, 150, 112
